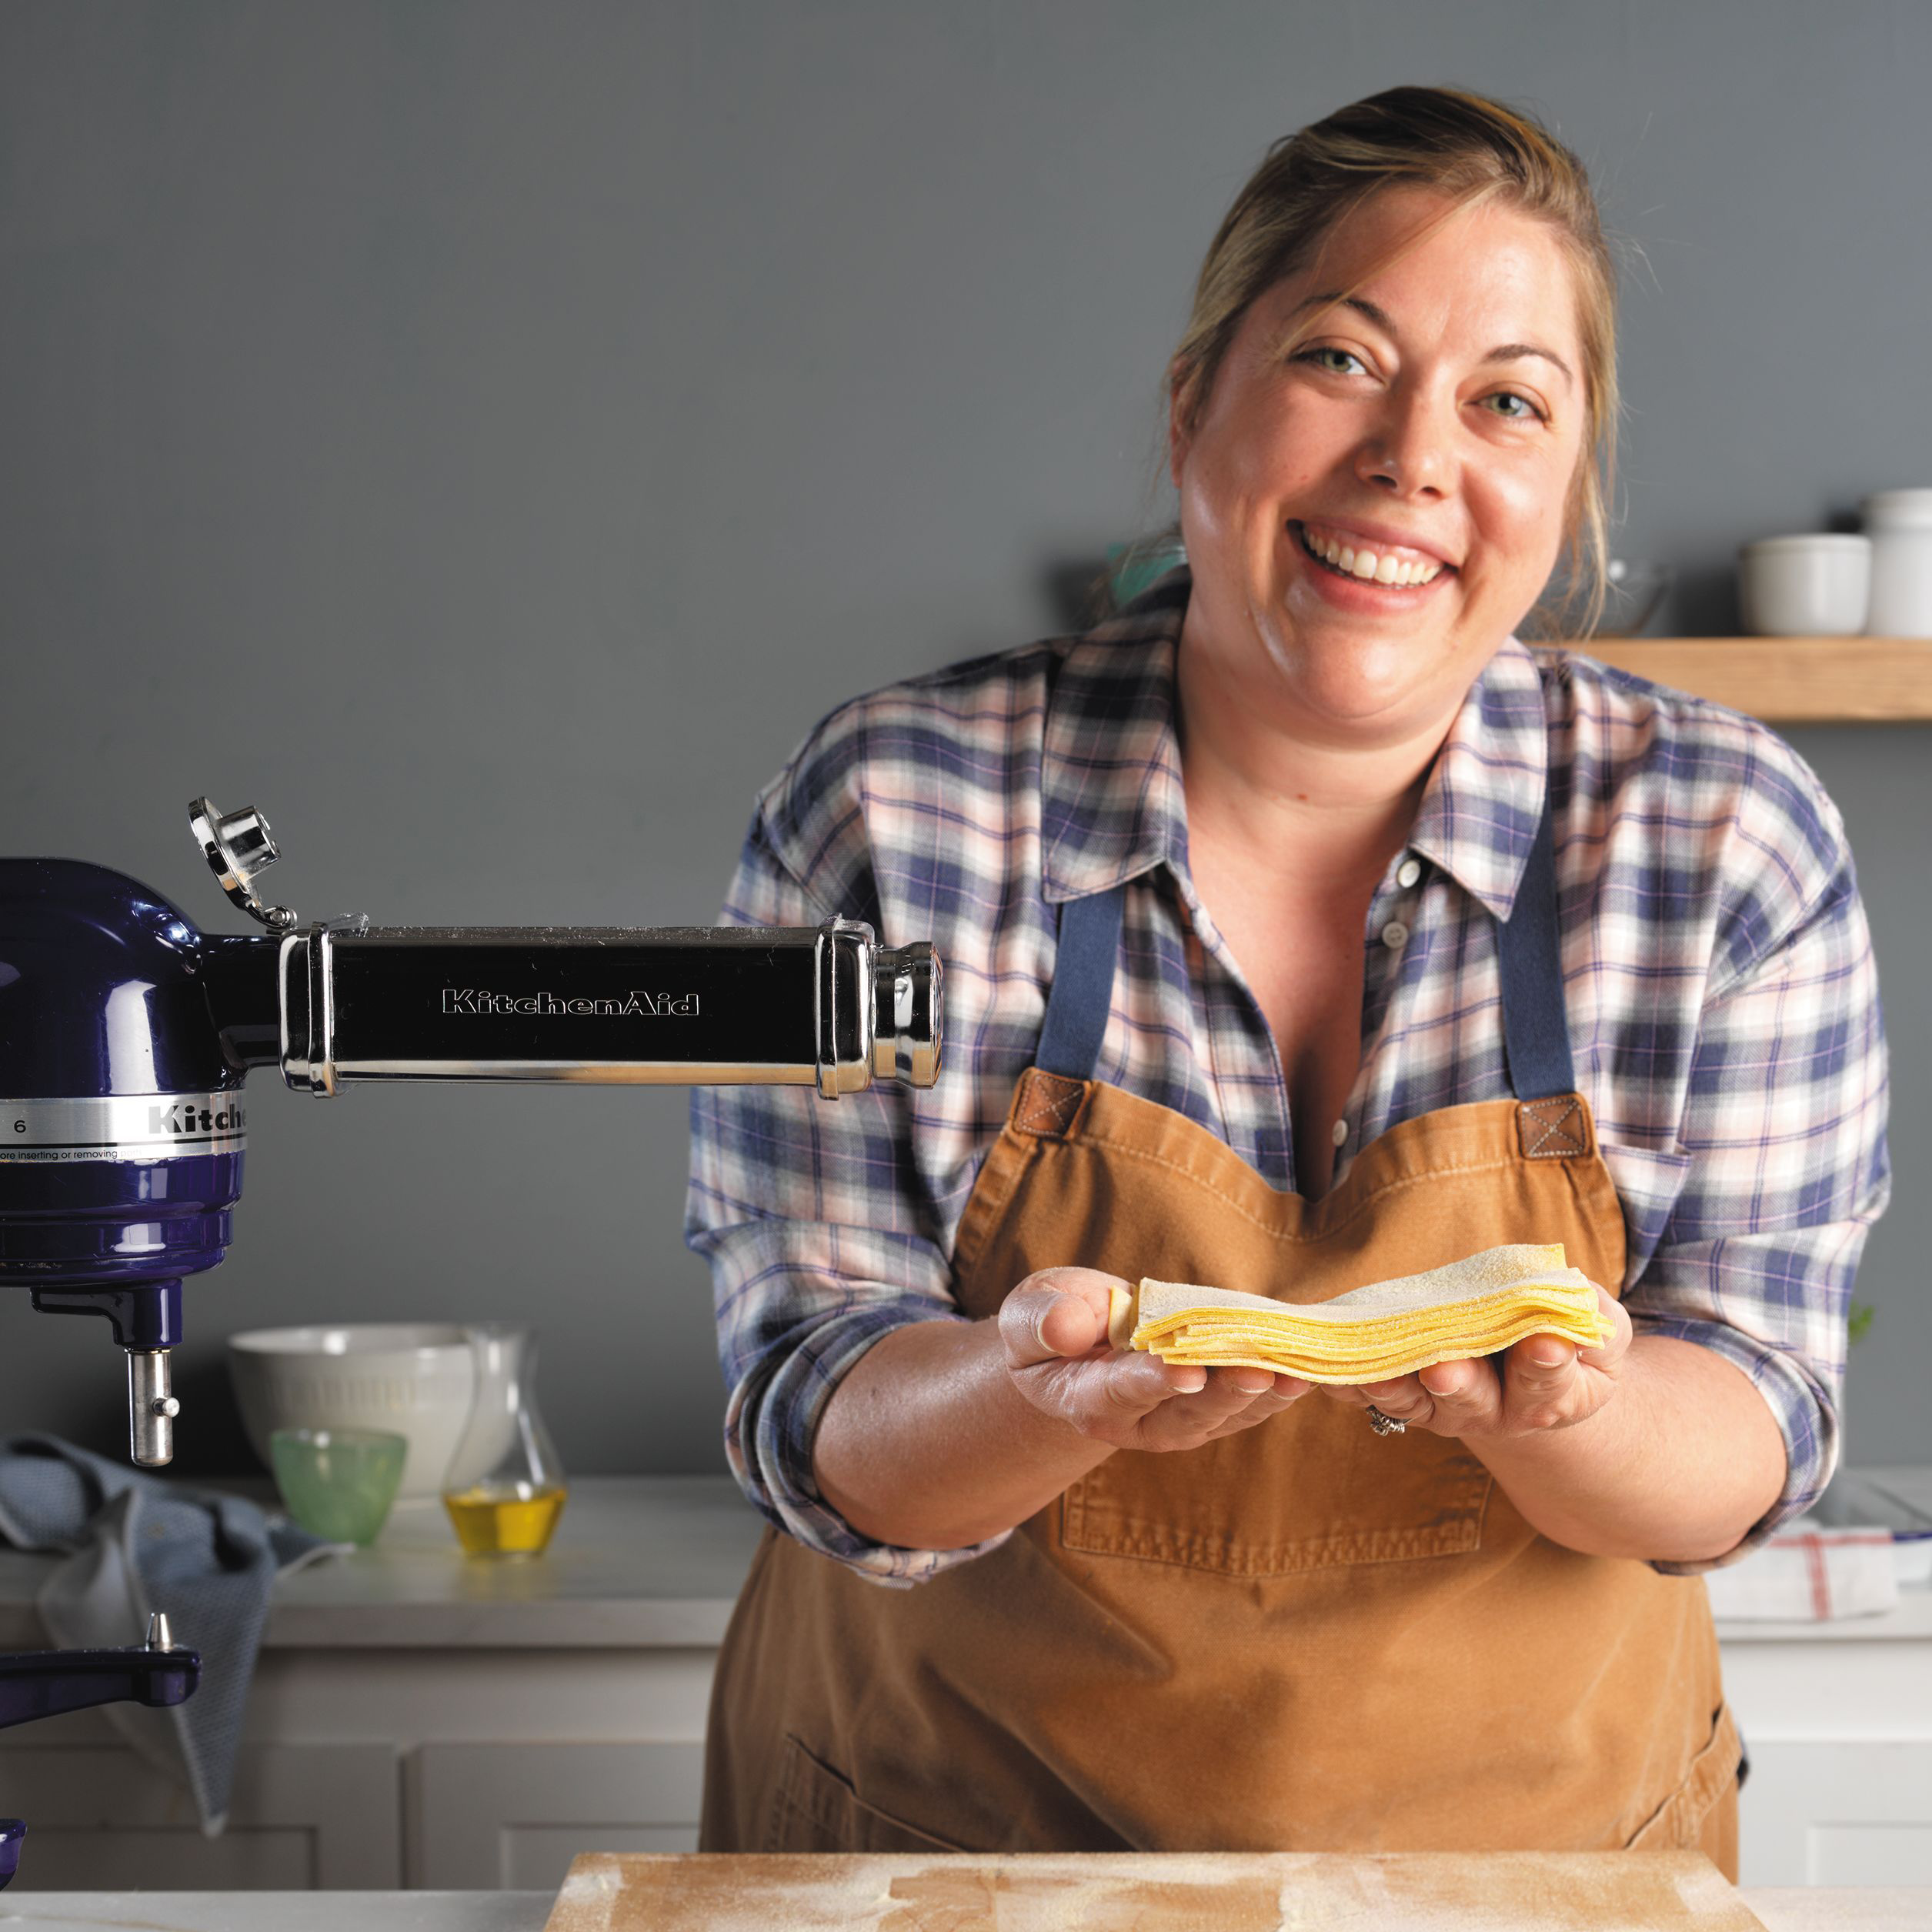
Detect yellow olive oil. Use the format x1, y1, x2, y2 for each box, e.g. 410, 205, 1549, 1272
442, 1481, 568, 1557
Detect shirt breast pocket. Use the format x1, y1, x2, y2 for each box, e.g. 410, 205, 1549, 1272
1597, 1141, 1695, 1290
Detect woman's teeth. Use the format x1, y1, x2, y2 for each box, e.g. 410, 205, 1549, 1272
1298, 524, 1444, 588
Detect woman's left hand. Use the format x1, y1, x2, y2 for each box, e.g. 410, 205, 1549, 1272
1318, 1286, 1632, 1439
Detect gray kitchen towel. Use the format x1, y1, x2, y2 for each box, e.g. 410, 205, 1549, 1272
0, 1433, 346, 1834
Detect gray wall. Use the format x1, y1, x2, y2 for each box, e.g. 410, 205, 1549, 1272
2, 1, 1927, 1478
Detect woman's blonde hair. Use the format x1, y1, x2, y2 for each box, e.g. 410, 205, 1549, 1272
1159, 85, 1620, 642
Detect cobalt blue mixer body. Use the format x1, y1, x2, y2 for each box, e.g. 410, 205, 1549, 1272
0, 859, 279, 1346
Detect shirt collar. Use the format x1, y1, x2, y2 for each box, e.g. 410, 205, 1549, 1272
1039, 562, 1550, 919
1038, 569, 1192, 904
1405, 632, 1549, 920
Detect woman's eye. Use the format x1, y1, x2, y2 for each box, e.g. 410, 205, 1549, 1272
1296, 346, 1366, 376
1483, 390, 1546, 422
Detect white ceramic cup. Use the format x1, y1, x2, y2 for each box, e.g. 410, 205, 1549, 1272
1737, 535, 1871, 637
1861, 489, 1932, 637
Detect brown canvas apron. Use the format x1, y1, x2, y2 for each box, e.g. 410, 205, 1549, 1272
701, 789, 1743, 1874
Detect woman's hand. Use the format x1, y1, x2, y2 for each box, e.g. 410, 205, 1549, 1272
1317, 1285, 1633, 1439
999, 1266, 1310, 1452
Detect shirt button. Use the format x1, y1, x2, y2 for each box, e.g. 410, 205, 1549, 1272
1396, 858, 1422, 889
1331, 1119, 1349, 1147
1381, 919, 1410, 950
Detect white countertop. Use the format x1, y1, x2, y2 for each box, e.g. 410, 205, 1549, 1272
1, 1473, 1927, 1650
0, 1894, 552, 1929
2, 1887, 1930, 1930
0, 1475, 766, 1650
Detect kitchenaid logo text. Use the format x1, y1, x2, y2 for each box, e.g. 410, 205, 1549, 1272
439, 989, 699, 1019
148, 1099, 246, 1136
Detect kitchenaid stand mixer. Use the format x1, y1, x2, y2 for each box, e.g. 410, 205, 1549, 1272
0, 796, 943, 1886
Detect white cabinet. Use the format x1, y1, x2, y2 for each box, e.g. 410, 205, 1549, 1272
1739, 1743, 1932, 1885
0, 1647, 714, 1894
1723, 1593, 1932, 1887
411, 1742, 703, 1889
0, 1740, 399, 1887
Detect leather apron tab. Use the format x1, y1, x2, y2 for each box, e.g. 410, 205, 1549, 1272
1010, 1067, 1091, 1139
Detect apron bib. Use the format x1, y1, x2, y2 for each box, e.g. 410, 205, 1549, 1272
700, 792, 1743, 1874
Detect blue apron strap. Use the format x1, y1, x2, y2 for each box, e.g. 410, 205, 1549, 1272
1036, 886, 1125, 1080
1498, 791, 1577, 1100
1038, 839, 1573, 1098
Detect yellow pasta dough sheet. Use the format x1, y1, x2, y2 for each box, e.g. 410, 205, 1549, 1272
1106, 1242, 1613, 1386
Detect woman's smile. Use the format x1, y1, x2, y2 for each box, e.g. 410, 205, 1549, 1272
1288, 518, 1456, 606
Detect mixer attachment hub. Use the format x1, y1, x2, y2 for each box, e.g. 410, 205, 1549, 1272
189, 797, 298, 931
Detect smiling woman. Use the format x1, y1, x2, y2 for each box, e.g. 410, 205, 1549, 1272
1168, 89, 1620, 645
1173, 190, 1588, 742
686, 85, 1888, 1878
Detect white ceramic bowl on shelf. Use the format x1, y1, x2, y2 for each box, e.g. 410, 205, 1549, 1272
1737, 533, 1871, 636
228, 1323, 478, 1500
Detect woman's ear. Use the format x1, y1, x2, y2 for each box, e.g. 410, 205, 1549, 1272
1166, 360, 1196, 490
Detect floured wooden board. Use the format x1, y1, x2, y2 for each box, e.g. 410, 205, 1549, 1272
544, 1850, 1768, 1931
1109, 1242, 1613, 1385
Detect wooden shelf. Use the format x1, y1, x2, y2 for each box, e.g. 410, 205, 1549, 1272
1535, 637, 1932, 722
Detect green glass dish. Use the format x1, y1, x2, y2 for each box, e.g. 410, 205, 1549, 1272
269, 1426, 407, 1546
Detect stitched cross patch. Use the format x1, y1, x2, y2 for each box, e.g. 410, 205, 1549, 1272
1013, 1069, 1088, 1138
1518, 1095, 1588, 1159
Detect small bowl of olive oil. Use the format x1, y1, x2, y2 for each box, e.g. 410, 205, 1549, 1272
443, 1478, 568, 1558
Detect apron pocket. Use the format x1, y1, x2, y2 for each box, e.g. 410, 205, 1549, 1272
1623, 1700, 1743, 1850
765, 1734, 970, 1854
1059, 1400, 1496, 1575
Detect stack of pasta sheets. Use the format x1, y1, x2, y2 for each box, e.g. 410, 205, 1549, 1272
1109, 1243, 1611, 1386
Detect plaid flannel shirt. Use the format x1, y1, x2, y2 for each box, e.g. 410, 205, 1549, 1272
686, 569, 1890, 1588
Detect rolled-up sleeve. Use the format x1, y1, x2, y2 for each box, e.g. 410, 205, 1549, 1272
685, 805, 1009, 1588
1627, 822, 1890, 1577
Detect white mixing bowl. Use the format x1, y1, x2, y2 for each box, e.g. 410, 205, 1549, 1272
228, 1323, 479, 1500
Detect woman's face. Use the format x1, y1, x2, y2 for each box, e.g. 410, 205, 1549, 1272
1170, 185, 1590, 743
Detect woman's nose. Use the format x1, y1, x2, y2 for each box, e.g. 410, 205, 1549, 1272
1354, 391, 1453, 499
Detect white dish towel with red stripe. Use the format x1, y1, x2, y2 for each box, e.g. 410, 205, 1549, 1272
1703, 1522, 1900, 1620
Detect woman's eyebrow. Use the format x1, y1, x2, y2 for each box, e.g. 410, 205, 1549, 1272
1292, 291, 1575, 389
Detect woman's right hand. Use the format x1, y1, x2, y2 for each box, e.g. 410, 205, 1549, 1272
998, 1266, 1310, 1452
